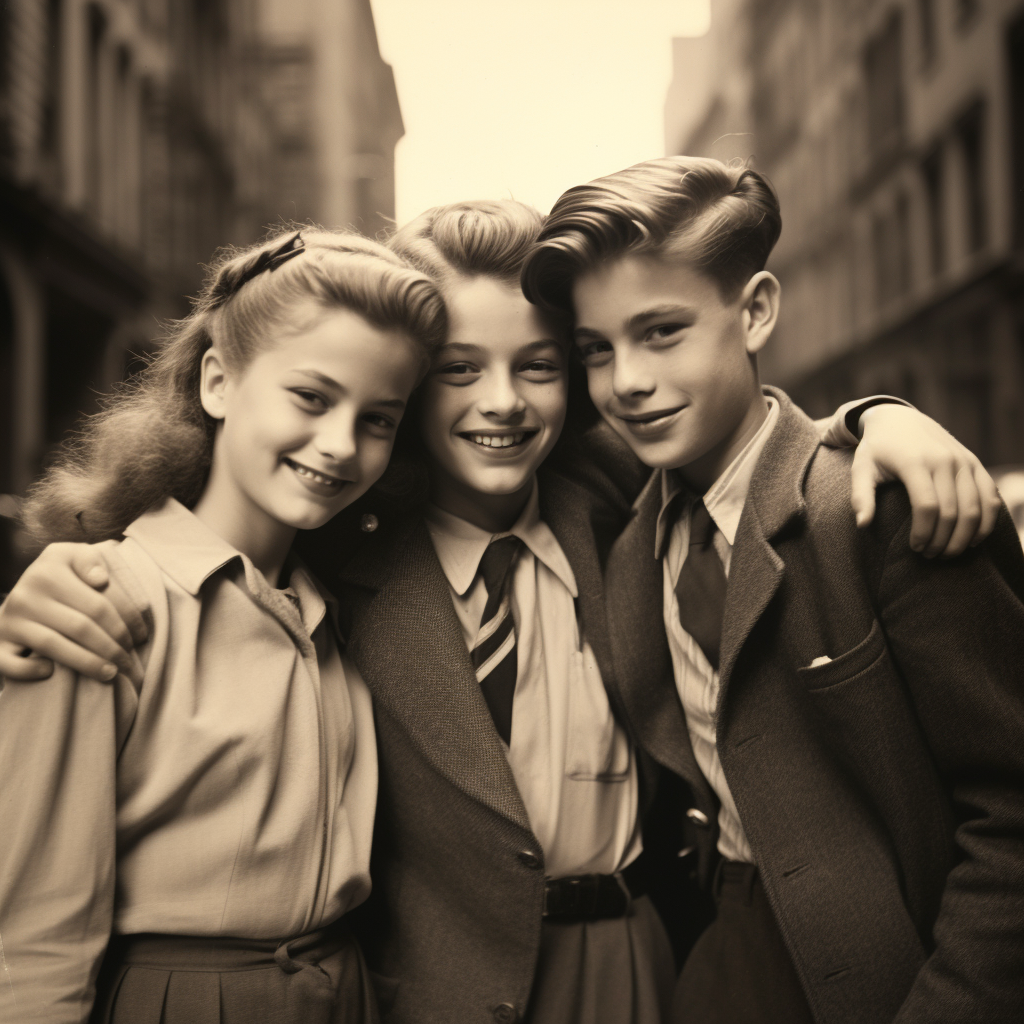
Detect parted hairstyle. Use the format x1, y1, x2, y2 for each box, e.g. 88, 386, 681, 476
389, 198, 547, 289
22, 228, 447, 546
520, 156, 782, 316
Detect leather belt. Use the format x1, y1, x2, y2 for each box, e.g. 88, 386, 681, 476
543, 860, 645, 923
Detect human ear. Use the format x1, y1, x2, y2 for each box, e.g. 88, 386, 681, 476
199, 348, 230, 420
740, 272, 781, 355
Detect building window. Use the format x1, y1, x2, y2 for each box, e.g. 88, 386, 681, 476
917, 0, 936, 67
86, 3, 107, 212
957, 102, 987, 253
956, 1, 981, 29
872, 195, 912, 308
864, 12, 905, 165
1009, 14, 1024, 246
922, 146, 945, 274
40, 0, 63, 161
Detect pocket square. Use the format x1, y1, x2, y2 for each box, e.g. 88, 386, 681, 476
808, 655, 833, 668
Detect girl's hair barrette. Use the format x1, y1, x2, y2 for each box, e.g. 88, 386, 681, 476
213, 232, 305, 307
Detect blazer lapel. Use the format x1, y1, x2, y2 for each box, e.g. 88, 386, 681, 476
717, 389, 821, 706
335, 521, 532, 834
603, 472, 709, 793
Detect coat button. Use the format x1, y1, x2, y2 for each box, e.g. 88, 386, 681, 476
517, 850, 542, 870
686, 807, 710, 827
493, 1003, 519, 1023
360, 513, 379, 532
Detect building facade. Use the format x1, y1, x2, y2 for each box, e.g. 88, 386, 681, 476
0, 0, 402, 587
665, 0, 1024, 468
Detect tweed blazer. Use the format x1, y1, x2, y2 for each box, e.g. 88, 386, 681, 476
603, 387, 1024, 1024
301, 425, 650, 1024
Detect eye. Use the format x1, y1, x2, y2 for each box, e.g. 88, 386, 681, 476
576, 339, 613, 365
647, 323, 687, 343
432, 361, 481, 384
361, 412, 398, 435
519, 358, 562, 380
290, 388, 328, 410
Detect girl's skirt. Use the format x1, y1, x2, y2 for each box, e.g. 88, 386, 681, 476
90, 922, 379, 1024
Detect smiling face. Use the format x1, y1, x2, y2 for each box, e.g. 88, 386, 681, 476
418, 275, 568, 530
572, 254, 777, 492
197, 302, 423, 575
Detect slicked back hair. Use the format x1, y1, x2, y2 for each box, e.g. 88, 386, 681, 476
521, 157, 782, 316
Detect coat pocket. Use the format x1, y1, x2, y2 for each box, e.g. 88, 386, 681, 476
565, 645, 632, 781
796, 618, 887, 691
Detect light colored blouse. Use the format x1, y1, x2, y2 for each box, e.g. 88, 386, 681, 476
425, 482, 641, 879
0, 499, 377, 1022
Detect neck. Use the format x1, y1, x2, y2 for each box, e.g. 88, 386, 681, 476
192, 469, 296, 589
678, 390, 770, 495
429, 475, 534, 534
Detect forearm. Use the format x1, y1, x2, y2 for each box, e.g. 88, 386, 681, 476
0, 670, 122, 1020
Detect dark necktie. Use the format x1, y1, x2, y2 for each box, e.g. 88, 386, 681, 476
471, 536, 523, 744
674, 499, 728, 671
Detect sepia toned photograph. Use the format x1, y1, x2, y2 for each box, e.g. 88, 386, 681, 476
1, 1, 1023, 1022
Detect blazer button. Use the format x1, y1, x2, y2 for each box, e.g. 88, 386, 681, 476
360, 513, 379, 533
517, 850, 542, 870
493, 1003, 519, 1023
686, 807, 710, 827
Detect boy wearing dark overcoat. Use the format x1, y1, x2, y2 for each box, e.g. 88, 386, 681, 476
522, 156, 1024, 1024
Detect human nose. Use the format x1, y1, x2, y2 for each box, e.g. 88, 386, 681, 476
315, 409, 359, 466
478, 368, 526, 421
611, 345, 656, 402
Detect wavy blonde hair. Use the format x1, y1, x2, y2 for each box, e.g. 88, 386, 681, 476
23, 228, 447, 545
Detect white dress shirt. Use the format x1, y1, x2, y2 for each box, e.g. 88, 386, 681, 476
657, 397, 781, 863
425, 482, 641, 879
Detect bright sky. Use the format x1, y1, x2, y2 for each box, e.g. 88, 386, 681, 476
368, 0, 710, 224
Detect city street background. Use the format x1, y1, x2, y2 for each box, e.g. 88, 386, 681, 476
2, 0, 1024, 589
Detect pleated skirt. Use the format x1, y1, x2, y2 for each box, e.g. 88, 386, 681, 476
90, 922, 379, 1024
524, 894, 676, 1024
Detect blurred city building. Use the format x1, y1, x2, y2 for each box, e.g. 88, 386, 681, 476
0, 0, 400, 587
666, 0, 1024, 468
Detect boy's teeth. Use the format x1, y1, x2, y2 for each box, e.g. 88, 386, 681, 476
471, 433, 526, 448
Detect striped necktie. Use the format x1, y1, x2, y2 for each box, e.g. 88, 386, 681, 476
472, 535, 523, 744
674, 498, 728, 672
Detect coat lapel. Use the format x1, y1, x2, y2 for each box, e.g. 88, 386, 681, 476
603, 471, 709, 793
716, 389, 821, 708
334, 520, 532, 834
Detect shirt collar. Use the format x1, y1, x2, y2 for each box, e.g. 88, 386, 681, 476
425, 478, 578, 598
123, 497, 329, 635
654, 395, 780, 557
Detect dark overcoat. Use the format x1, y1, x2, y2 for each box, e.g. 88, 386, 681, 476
603, 387, 1024, 1024
301, 426, 668, 1024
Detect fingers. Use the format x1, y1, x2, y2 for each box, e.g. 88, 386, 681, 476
0, 640, 54, 681
68, 545, 149, 647
938, 467, 984, 558
69, 545, 110, 589
2, 618, 119, 682
972, 466, 1003, 547
920, 461, 959, 558
849, 452, 879, 528
898, 466, 940, 553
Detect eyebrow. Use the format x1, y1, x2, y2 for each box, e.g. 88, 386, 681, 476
574, 304, 697, 340
438, 338, 562, 354
292, 368, 405, 409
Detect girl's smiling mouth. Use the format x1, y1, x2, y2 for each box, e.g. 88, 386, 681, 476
458, 429, 539, 452
283, 456, 349, 492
